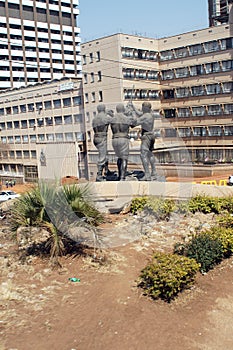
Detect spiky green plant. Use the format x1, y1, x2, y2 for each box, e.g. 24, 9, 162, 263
10, 181, 104, 263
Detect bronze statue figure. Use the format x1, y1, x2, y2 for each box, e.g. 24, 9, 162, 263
110, 104, 137, 181
92, 104, 113, 181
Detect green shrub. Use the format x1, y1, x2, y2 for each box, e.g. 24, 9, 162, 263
188, 194, 222, 214
138, 252, 199, 302
145, 197, 176, 221
219, 196, 233, 213
207, 226, 233, 257
217, 212, 233, 228
130, 196, 149, 214
174, 232, 224, 273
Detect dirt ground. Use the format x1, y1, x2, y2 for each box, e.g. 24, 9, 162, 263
1, 177, 233, 350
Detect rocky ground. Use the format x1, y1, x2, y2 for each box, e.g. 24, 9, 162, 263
1, 197, 233, 350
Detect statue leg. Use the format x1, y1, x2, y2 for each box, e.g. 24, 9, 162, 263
120, 159, 128, 181
117, 158, 122, 180
140, 149, 151, 181
149, 152, 158, 180
96, 164, 105, 182
104, 161, 115, 176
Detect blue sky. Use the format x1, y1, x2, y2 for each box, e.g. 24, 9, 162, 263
79, 0, 209, 43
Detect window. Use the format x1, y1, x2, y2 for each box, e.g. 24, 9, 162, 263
206, 84, 221, 95
22, 135, 29, 143
13, 106, 19, 114
14, 121, 19, 129
222, 60, 233, 71
85, 93, 89, 103
23, 150, 30, 158
64, 115, 72, 124
162, 70, 174, 80
54, 116, 62, 125
7, 122, 13, 129
15, 136, 21, 143
98, 91, 103, 102
123, 68, 134, 79
63, 98, 71, 107
73, 96, 81, 105
54, 99, 61, 108
30, 135, 36, 143
45, 117, 53, 126
204, 41, 219, 53
91, 72, 94, 83
29, 119, 35, 128
177, 128, 191, 137
45, 134, 53, 141
38, 134, 45, 141
91, 92, 96, 102
191, 86, 205, 96
20, 104, 26, 113
75, 132, 84, 141
208, 126, 222, 136
224, 104, 233, 114
164, 109, 176, 118
177, 108, 190, 118
175, 87, 189, 98
193, 127, 207, 136
82, 55, 86, 64
21, 120, 27, 128
65, 132, 73, 141
192, 106, 205, 117
175, 67, 189, 78
84, 73, 88, 83
208, 105, 222, 116
96, 51, 100, 61
189, 44, 203, 56
190, 65, 204, 76
160, 50, 173, 61
74, 114, 82, 123
90, 53, 93, 63
44, 101, 52, 109
174, 47, 188, 58
147, 70, 158, 80
28, 103, 34, 112
222, 82, 233, 93
55, 133, 63, 141
0, 108, 4, 115
37, 118, 44, 127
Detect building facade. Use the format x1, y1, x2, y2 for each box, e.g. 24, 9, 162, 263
0, 0, 81, 90
208, 0, 233, 26
0, 77, 87, 182
81, 23, 233, 179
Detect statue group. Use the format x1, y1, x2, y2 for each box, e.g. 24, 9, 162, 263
92, 101, 158, 182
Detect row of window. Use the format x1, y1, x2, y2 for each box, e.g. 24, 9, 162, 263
0, 22, 75, 36
163, 104, 233, 118
1, 149, 37, 159
82, 51, 100, 65
160, 37, 233, 60
164, 125, 233, 138
84, 91, 103, 103
162, 60, 233, 80
0, 44, 74, 56
0, 114, 83, 130
124, 89, 159, 100
83, 71, 102, 84
163, 82, 233, 99
1, 131, 85, 144
0, 96, 82, 116
122, 47, 157, 61
123, 68, 158, 80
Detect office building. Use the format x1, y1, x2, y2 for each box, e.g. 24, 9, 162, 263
0, 77, 87, 182
81, 22, 233, 178
0, 0, 81, 90
208, 0, 233, 26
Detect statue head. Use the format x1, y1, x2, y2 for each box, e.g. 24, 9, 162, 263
116, 103, 125, 113
97, 104, 106, 113
142, 102, 152, 113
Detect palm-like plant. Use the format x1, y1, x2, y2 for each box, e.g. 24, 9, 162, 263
10, 182, 104, 263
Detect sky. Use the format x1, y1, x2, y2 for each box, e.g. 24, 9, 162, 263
79, 0, 209, 43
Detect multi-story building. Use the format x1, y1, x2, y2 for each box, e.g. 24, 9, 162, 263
81, 20, 233, 179
0, 77, 87, 182
0, 0, 81, 90
208, 0, 233, 26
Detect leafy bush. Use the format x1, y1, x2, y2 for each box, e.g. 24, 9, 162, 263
138, 252, 199, 302
217, 212, 233, 229
145, 197, 176, 221
207, 226, 233, 258
130, 196, 149, 214
188, 194, 222, 214
174, 232, 224, 273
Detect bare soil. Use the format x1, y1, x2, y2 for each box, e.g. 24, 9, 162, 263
1, 179, 233, 350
